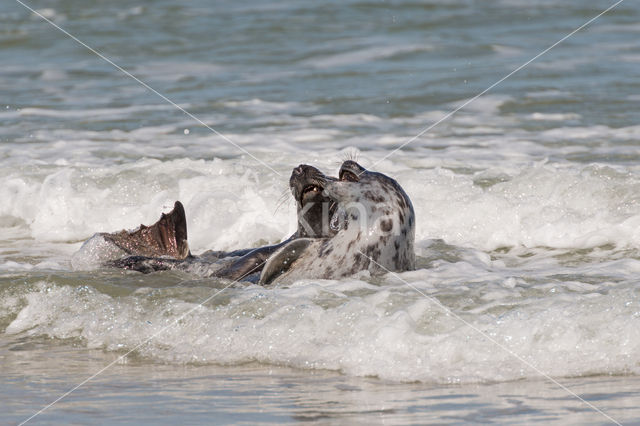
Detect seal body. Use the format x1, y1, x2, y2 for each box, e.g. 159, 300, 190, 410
259, 160, 415, 284
90, 165, 338, 282
79, 162, 415, 284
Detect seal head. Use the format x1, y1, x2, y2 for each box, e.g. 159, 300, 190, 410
290, 164, 338, 239
259, 160, 415, 284
329, 160, 415, 271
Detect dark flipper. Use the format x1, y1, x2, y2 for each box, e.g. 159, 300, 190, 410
104, 201, 300, 281
258, 238, 314, 285
107, 255, 182, 273
103, 201, 190, 259
108, 240, 294, 281
212, 240, 291, 281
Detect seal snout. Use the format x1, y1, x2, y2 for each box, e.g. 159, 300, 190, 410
292, 164, 305, 177
290, 164, 322, 183
339, 160, 365, 182
289, 164, 328, 202
288, 164, 339, 239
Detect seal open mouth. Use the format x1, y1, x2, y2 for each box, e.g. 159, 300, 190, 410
290, 165, 332, 204
290, 165, 338, 238
338, 160, 365, 182
300, 183, 323, 202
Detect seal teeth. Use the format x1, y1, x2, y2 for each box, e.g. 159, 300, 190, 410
301, 184, 321, 201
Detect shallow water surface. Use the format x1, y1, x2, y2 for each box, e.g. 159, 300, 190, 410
2, 0, 640, 424
4, 342, 640, 425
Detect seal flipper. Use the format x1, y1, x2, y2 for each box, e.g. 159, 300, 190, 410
107, 255, 180, 273
258, 238, 315, 285
212, 239, 292, 281
103, 201, 190, 259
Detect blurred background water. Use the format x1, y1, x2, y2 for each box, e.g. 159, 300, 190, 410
2, 0, 640, 424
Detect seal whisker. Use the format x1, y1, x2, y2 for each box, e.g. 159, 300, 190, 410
342, 149, 359, 163
274, 187, 292, 214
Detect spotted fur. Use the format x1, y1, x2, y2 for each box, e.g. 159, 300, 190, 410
259, 160, 415, 284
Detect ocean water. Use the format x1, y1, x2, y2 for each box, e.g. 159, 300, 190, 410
2, 0, 640, 424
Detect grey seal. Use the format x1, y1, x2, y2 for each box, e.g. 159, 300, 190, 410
80, 161, 415, 285
259, 160, 415, 284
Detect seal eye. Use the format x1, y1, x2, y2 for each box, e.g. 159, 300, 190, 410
340, 170, 359, 182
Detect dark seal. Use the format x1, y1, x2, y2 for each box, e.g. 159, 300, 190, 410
80, 165, 338, 282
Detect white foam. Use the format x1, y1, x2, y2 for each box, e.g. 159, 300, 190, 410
32, 8, 65, 21
406, 163, 640, 250
71, 234, 128, 271
18, 104, 176, 119
0, 261, 34, 271
527, 112, 581, 121
224, 99, 316, 114
4, 149, 640, 256
491, 44, 522, 56
304, 44, 433, 68
4, 277, 640, 384
446, 94, 512, 115
0, 158, 302, 251
132, 62, 224, 82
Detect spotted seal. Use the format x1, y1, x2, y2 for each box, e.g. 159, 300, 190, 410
88, 164, 338, 282
259, 160, 415, 284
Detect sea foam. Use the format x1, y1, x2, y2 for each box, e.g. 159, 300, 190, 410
4, 276, 640, 384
